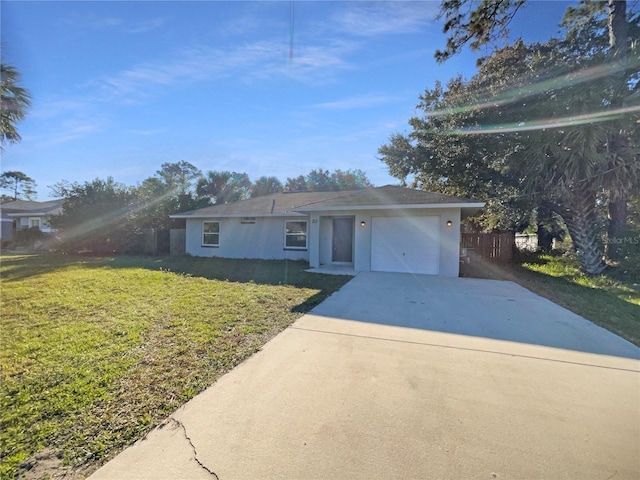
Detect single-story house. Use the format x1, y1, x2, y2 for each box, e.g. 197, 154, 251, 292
0, 199, 63, 243
170, 185, 484, 277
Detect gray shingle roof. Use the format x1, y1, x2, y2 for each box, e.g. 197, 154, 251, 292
171, 190, 348, 218
171, 186, 483, 218
1, 199, 63, 216
292, 185, 483, 210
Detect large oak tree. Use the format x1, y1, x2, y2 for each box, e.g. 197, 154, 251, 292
435, 0, 639, 255
380, 20, 639, 274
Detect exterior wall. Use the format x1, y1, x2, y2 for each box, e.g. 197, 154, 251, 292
318, 217, 332, 265
185, 216, 309, 261
183, 208, 463, 276
1, 218, 15, 242
16, 216, 55, 233
309, 208, 462, 277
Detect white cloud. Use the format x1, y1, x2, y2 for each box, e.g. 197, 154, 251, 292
130, 129, 163, 136
91, 38, 356, 102
62, 13, 165, 34
48, 121, 103, 145
30, 100, 92, 120
90, 17, 123, 29
332, 1, 438, 37
311, 94, 400, 110
127, 17, 166, 34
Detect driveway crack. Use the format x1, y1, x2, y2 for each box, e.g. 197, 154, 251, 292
166, 417, 220, 479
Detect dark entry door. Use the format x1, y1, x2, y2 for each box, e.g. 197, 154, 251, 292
332, 217, 353, 263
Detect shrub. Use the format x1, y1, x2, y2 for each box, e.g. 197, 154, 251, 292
11, 227, 47, 249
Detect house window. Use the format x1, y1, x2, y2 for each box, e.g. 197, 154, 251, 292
202, 221, 220, 246
285, 220, 307, 249
240, 217, 256, 224
29, 218, 41, 229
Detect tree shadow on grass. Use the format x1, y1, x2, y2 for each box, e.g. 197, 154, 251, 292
0, 253, 108, 281
0, 253, 352, 316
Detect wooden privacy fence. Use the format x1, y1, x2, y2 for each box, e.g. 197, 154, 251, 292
170, 229, 186, 255
461, 232, 514, 262
141, 228, 171, 255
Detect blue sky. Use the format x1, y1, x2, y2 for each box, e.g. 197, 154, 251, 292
2, 0, 573, 200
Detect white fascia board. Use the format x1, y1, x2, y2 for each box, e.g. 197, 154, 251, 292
293, 203, 486, 212
7, 212, 50, 217
169, 212, 308, 219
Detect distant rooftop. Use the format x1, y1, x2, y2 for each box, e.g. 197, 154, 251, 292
1, 199, 63, 216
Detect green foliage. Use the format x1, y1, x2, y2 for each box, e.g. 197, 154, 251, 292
0, 63, 31, 147
48, 162, 208, 251
435, 0, 634, 62
0, 254, 349, 479
48, 164, 376, 252
11, 226, 47, 248
133, 161, 205, 230
607, 223, 640, 276
197, 171, 251, 204
284, 169, 373, 192
49, 178, 137, 254
0, 171, 37, 201
155, 160, 201, 194
381, 4, 640, 274
378, 75, 530, 231
435, 0, 527, 63
518, 253, 640, 343
285, 174, 308, 192
250, 176, 283, 197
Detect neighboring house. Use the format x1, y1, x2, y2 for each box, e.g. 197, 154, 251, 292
170, 185, 484, 277
0, 199, 63, 243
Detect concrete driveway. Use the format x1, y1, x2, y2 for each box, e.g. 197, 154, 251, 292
90, 272, 640, 480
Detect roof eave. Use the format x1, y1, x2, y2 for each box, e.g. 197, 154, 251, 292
169, 212, 307, 219
7, 211, 60, 217
294, 202, 486, 212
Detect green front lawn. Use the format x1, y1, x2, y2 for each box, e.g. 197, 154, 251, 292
3, 251, 638, 479
0, 254, 349, 479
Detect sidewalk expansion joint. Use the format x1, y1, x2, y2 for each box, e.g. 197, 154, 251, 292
167, 417, 220, 479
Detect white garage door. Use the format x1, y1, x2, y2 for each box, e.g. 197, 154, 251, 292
371, 216, 440, 275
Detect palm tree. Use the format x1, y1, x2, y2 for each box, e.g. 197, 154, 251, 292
1, 63, 31, 147
250, 176, 283, 198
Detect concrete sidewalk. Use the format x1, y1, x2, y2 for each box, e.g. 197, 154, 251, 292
90, 273, 640, 480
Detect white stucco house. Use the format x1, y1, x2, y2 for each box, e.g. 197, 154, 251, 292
0, 199, 63, 243
170, 185, 484, 277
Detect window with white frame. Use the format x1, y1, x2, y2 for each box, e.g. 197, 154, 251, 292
29, 218, 42, 229
285, 220, 307, 249
202, 221, 220, 246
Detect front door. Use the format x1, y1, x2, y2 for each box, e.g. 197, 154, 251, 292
332, 217, 353, 263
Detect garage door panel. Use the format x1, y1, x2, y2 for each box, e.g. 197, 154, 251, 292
371, 216, 439, 275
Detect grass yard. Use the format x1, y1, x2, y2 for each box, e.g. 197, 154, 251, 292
2, 251, 638, 479
0, 254, 350, 480
461, 252, 640, 347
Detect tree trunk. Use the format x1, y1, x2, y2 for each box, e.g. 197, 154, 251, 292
608, 0, 627, 51
606, 0, 629, 256
607, 199, 628, 258
560, 184, 606, 275
537, 224, 553, 252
